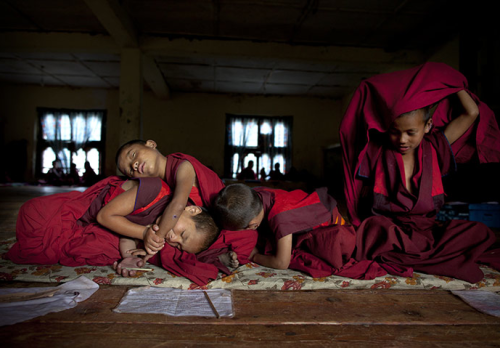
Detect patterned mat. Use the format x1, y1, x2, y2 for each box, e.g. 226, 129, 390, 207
1, 239, 499, 291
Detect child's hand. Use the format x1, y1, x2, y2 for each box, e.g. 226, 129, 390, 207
113, 256, 144, 277
130, 248, 147, 256
130, 249, 156, 263
144, 226, 165, 255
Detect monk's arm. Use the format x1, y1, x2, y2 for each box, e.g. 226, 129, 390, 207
444, 90, 479, 145
96, 181, 149, 239
154, 161, 196, 239
251, 234, 292, 270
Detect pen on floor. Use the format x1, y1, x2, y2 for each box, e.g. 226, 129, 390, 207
203, 290, 220, 319
126, 268, 154, 272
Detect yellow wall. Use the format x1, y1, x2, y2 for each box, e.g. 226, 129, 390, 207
142, 92, 340, 179
0, 35, 459, 183
0, 84, 340, 181
0, 85, 118, 180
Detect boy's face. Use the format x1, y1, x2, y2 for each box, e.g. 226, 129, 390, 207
388, 109, 432, 156
117, 140, 164, 178
245, 208, 265, 230
164, 206, 206, 254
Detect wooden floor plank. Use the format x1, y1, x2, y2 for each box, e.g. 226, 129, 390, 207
17, 286, 498, 326
2, 186, 500, 347
2, 323, 500, 347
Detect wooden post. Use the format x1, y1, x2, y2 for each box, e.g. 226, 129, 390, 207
119, 48, 143, 144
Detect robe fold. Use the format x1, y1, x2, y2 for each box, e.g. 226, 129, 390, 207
8, 176, 131, 266
339, 62, 500, 283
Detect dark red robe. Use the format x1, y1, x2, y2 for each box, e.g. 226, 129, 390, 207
340, 62, 500, 227
6, 176, 253, 285
339, 63, 500, 283
158, 152, 258, 283
7, 176, 132, 266
253, 187, 404, 279
164, 152, 225, 208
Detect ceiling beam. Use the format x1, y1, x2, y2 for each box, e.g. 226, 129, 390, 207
143, 54, 170, 100
84, 0, 170, 99
0, 32, 118, 54
0, 31, 425, 69
141, 37, 425, 66
83, 0, 137, 48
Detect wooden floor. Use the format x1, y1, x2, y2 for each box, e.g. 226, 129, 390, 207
1, 185, 500, 347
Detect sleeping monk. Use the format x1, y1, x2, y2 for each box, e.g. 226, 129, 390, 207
212, 183, 402, 279
340, 62, 500, 283
116, 140, 226, 257
6, 175, 254, 286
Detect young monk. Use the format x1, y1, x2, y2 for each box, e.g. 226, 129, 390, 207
96, 179, 219, 277
340, 62, 500, 283
212, 183, 394, 279
115, 140, 225, 256
6, 176, 218, 270
115, 140, 258, 282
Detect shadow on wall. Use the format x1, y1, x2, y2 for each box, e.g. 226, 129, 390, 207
1, 139, 27, 183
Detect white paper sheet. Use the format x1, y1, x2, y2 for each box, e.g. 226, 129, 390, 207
0, 276, 99, 326
114, 287, 234, 317
452, 290, 500, 317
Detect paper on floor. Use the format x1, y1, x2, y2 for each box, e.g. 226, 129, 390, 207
114, 287, 234, 317
0, 275, 99, 326
452, 290, 500, 317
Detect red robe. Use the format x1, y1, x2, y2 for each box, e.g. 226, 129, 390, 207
354, 132, 496, 283
7, 176, 131, 266
164, 152, 225, 208
254, 187, 406, 279
7, 176, 254, 285
339, 63, 500, 283
157, 152, 258, 283
340, 62, 500, 227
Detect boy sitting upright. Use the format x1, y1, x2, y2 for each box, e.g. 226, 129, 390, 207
340, 62, 500, 283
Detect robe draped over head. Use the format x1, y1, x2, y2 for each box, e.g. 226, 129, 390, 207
340, 62, 500, 227
339, 63, 500, 283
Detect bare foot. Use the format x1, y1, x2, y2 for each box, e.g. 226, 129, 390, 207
113, 256, 145, 277
218, 251, 239, 269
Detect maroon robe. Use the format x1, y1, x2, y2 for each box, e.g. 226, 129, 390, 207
339, 63, 500, 283
340, 62, 500, 227
159, 151, 259, 283
164, 152, 225, 208
354, 133, 497, 283
253, 187, 404, 279
7, 176, 131, 266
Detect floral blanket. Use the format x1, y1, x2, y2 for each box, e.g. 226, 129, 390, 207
1, 239, 499, 291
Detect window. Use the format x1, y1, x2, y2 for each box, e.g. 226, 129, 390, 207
224, 115, 292, 179
36, 108, 106, 178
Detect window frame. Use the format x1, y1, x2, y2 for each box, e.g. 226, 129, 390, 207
224, 114, 292, 179
35, 108, 107, 178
